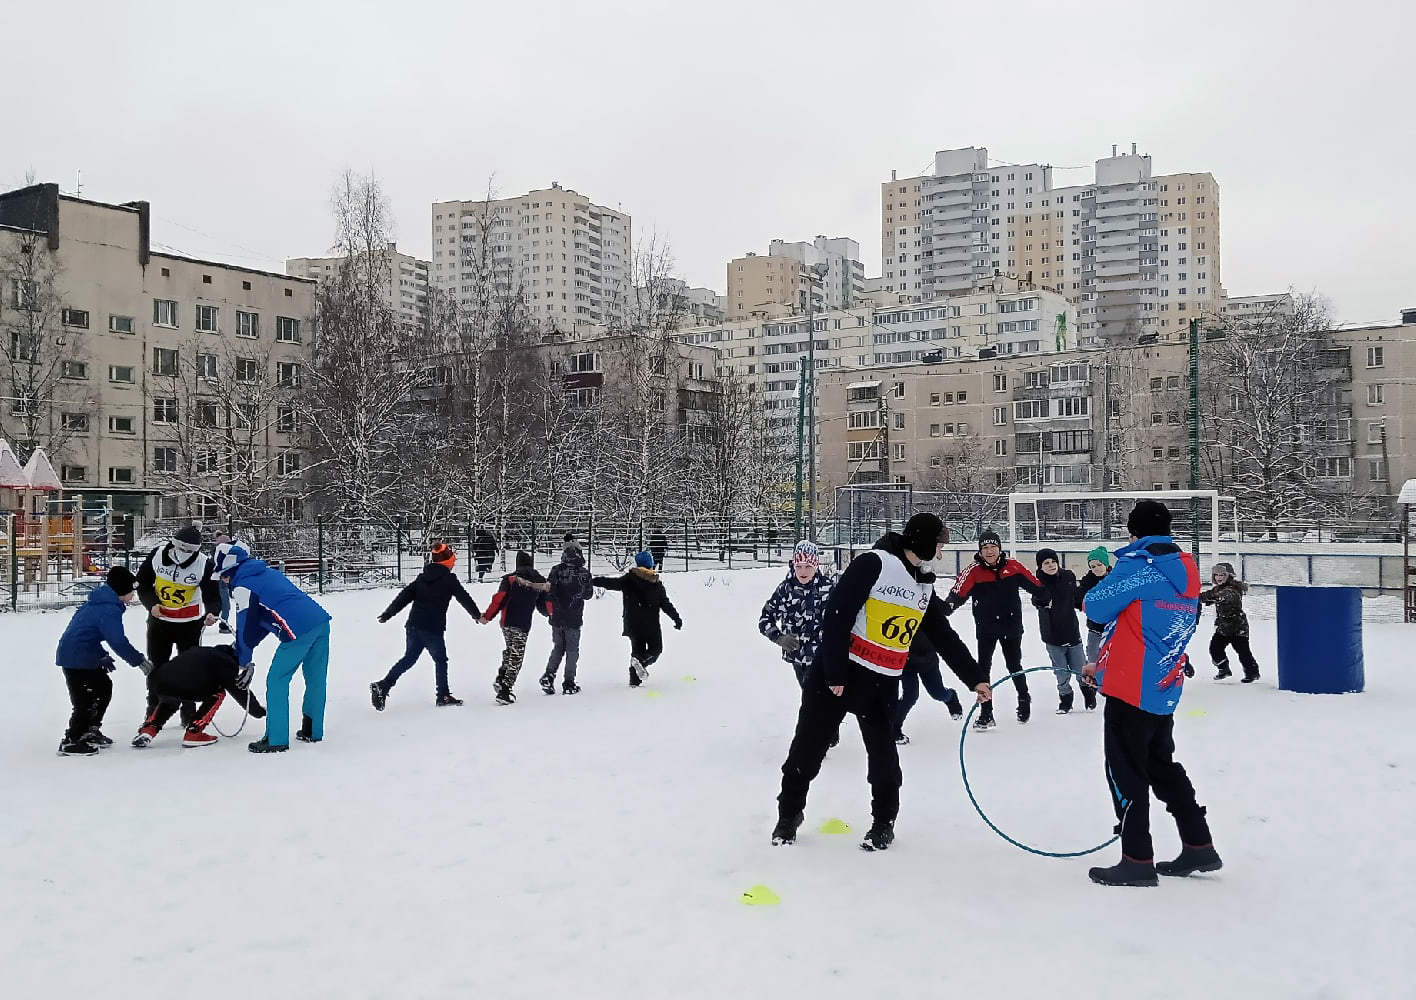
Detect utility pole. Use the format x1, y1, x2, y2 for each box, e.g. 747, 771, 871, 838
1189, 317, 1201, 559
1101, 360, 1113, 538
793, 363, 806, 542
805, 262, 829, 539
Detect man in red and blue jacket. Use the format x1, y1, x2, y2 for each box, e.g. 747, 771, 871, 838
1081, 500, 1223, 887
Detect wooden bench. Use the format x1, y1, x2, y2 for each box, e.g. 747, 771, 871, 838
277, 557, 333, 581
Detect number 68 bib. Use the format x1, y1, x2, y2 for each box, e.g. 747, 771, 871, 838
846, 552, 933, 676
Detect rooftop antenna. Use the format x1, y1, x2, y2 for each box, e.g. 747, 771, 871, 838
75, 169, 82, 197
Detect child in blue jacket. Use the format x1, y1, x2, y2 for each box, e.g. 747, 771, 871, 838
215, 542, 332, 753
54, 567, 150, 755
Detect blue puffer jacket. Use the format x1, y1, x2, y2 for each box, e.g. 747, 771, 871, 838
55, 586, 145, 670
226, 557, 332, 664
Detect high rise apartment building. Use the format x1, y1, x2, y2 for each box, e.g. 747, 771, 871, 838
726, 253, 810, 320
768, 236, 866, 311
883, 146, 1223, 346
431, 183, 630, 336
285, 243, 429, 332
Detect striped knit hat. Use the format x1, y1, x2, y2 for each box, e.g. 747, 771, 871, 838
430, 542, 456, 567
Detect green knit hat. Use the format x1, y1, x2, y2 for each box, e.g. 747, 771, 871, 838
1086, 546, 1111, 567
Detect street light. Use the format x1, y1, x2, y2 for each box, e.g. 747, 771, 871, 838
805, 261, 829, 539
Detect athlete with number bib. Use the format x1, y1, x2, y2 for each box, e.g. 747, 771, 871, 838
772, 514, 991, 852
133, 525, 221, 746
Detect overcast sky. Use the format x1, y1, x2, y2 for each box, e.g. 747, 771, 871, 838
6, 0, 1411, 323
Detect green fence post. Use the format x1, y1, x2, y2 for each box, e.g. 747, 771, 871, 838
396, 516, 404, 581
531, 519, 538, 561
466, 517, 474, 583
317, 517, 325, 594
588, 514, 595, 574
9, 515, 17, 612
683, 518, 689, 573
727, 517, 733, 569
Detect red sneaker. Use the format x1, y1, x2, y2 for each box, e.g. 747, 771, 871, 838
182, 727, 217, 748
132, 725, 159, 748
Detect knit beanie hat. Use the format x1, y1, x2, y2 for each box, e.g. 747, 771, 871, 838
792, 540, 820, 567
635, 551, 655, 569
1127, 500, 1172, 538
1036, 547, 1060, 568
430, 542, 456, 567
1086, 546, 1112, 568
105, 566, 136, 596
516, 550, 534, 569
901, 513, 945, 560
977, 529, 1002, 549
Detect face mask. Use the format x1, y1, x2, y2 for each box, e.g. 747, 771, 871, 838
172, 541, 200, 560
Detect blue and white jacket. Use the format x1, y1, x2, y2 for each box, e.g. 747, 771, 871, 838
758, 568, 836, 671
225, 557, 332, 664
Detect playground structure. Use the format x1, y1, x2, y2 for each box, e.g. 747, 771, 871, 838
0, 440, 129, 605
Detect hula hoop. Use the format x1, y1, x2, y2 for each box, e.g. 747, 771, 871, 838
958, 665, 1118, 858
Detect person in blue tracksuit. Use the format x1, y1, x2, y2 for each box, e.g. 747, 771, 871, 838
215, 542, 332, 753
53, 566, 151, 755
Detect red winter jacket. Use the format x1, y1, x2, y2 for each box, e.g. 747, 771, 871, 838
943, 555, 1044, 640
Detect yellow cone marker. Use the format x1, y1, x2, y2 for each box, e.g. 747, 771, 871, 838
1184, 708, 1207, 718
740, 884, 781, 906
644, 690, 663, 699
682, 675, 697, 682
817, 818, 851, 835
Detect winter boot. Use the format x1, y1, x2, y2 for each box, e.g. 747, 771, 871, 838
630, 656, 648, 683
944, 691, 964, 720
1016, 696, 1032, 725
247, 738, 288, 754
435, 694, 464, 707
494, 686, 516, 706
973, 704, 997, 731
1241, 672, 1260, 684
771, 811, 804, 846
539, 674, 556, 696
860, 821, 895, 852
86, 726, 114, 748
296, 715, 322, 742
894, 730, 910, 746
1088, 857, 1158, 887
132, 724, 159, 748
370, 681, 388, 711
218, 620, 234, 635
58, 735, 99, 756
1213, 663, 1232, 681
182, 725, 217, 748
628, 663, 641, 688
561, 682, 581, 695
1157, 844, 1224, 877
829, 730, 840, 749
1057, 691, 1074, 715
1082, 685, 1098, 711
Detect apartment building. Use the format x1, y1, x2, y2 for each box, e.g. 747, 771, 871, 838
1334, 315, 1416, 498
0, 183, 315, 518
431, 183, 630, 336
768, 236, 866, 311
726, 253, 808, 320
1222, 292, 1294, 329
883, 145, 1223, 346
286, 243, 429, 332
644, 278, 725, 327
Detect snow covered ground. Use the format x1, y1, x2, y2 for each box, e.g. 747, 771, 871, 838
2, 567, 1411, 1000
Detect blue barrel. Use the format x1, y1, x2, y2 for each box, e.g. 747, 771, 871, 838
1275, 587, 1365, 694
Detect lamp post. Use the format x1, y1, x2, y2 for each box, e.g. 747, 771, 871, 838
805, 262, 829, 539
1189, 317, 1201, 559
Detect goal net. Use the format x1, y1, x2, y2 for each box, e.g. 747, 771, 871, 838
1005, 489, 1241, 562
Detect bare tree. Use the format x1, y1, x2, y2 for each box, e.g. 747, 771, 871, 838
918, 433, 1009, 537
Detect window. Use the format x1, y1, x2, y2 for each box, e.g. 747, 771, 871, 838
153, 299, 178, 327
62, 360, 88, 380
278, 453, 301, 477
567, 351, 600, 373
109, 314, 135, 334
1167, 446, 1182, 460
1150, 377, 1163, 391
1166, 410, 1181, 424
848, 441, 883, 460
61, 464, 86, 483
891, 382, 905, 398
992, 406, 1007, 425
1051, 430, 1092, 454
9, 330, 37, 360
152, 446, 178, 474
568, 387, 599, 408
277, 362, 301, 388
1056, 397, 1090, 418
1014, 399, 1049, 420
196, 304, 219, 333
1151, 412, 1164, 425
61, 308, 89, 329
236, 358, 259, 383
109, 415, 135, 434
1315, 457, 1351, 479
1153, 447, 1164, 460
61, 412, 89, 432
236, 310, 259, 339
995, 439, 1008, 456
1369, 459, 1388, 482
233, 403, 259, 430
278, 406, 298, 433
108, 467, 135, 485
193, 402, 219, 428
196, 352, 217, 380
893, 443, 906, 461
993, 374, 1008, 392
1368, 384, 1384, 405
152, 347, 179, 376
280, 497, 305, 521
1367, 346, 1384, 368
930, 392, 941, 406
1368, 421, 1384, 444
957, 391, 967, 403
276, 317, 300, 343
893, 413, 904, 431
929, 424, 941, 437
1166, 375, 1181, 389
109, 364, 135, 384
152, 397, 178, 423
10, 277, 38, 309
847, 410, 880, 429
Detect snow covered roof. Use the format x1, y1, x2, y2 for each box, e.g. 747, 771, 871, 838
0, 440, 26, 488
1399, 479, 1416, 505
22, 448, 61, 491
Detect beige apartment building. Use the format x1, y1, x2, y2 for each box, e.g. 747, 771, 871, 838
0, 184, 315, 519
431, 183, 630, 336
286, 243, 429, 332
726, 253, 809, 321
882, 146, 1223, 347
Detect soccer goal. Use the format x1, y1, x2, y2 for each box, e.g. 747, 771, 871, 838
1006, 489, 1239, 559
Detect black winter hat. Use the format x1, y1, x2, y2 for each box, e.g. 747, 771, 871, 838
174, 525, 203, 546
901, 513, 945, 559
1127, 500, 1172, 538
105, 566, 136, 595
1036, 547, 1060, 568
978, 529, 1003, 549
516, 550, 534, 568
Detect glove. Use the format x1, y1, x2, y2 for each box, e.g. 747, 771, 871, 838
98, 654, 116, 674
377, 614, 391, 624
236, 663, 255, 690
775, 634, 802, 653
137, 658, 155, 677
674, 620, 683, 631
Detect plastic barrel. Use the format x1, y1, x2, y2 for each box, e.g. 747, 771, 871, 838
1275, 586, 1365, 694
